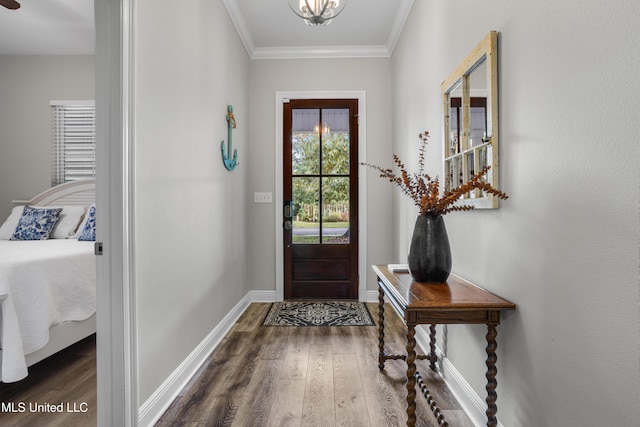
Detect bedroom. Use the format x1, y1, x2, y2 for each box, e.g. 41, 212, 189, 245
0, 0, 96, 416
2, 1, 639, 426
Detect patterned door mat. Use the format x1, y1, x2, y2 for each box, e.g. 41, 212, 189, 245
263, 301, 374, 326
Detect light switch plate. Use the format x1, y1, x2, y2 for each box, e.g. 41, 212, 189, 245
254, 192, 272, 203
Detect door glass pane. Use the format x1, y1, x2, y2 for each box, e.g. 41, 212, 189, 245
292, 177, 319, 244
322, 177, 349, 244
292, 109, 320, 174
321, 108, 350, 175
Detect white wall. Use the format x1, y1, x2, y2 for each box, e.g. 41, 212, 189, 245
246, 58, 394, 297
0, 55, 94, 217
392, 0, 640, 425
133, 0, 250, 403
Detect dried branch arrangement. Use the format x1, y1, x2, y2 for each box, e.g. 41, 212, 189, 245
361, 131, 508, 216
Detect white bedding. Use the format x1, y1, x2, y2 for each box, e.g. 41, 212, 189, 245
0, 240, 96, 382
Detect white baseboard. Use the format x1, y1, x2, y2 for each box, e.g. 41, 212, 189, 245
414, 326, 504, 427
366, 289, 379, 302
248, 289, 277, 302
138, 290, 275, 426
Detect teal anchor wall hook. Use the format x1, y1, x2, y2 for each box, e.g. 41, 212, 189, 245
221, 105, 238, 171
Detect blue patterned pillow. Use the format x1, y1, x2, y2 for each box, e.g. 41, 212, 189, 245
78, 205, 96, 241
10, 206, 63, 241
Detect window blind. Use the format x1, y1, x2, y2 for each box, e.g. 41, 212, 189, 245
51, 101, 96, 186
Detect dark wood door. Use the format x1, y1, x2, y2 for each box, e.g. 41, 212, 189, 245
283, 99, 358, 299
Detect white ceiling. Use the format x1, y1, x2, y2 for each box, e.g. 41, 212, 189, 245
0, 0, 414, 58
0, 0, 94, 55
225, 0, 414, 59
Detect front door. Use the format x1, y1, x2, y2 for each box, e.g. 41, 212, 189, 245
283, 99, 358, 299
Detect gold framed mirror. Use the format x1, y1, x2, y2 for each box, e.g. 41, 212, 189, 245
442, 31, 500, 209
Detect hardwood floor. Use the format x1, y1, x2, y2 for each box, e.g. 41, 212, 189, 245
156, 303, 474, 427
0, 334, 96, 427
0, 303, 473, 427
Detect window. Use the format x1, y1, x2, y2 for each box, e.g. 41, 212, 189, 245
51, 101, 96, 186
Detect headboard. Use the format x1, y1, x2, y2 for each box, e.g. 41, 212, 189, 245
12, 179, 96, 207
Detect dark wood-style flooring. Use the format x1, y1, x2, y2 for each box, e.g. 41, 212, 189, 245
156, 303, 473, 426
0, 303, 473, 427
0, 334, 97, 426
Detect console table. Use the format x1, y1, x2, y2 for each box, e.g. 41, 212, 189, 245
373, 265, 515, 427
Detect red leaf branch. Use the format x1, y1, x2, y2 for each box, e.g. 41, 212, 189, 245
361, 131, 508, 216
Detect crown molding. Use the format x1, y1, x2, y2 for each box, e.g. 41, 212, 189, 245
386, 0, 414, 55
251, 44, 391, 60
224, 0, 413, 60
222, 0, 256, 57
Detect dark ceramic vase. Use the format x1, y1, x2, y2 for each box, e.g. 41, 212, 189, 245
407, 215, 452, 283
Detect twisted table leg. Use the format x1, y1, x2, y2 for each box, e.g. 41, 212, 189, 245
429, 324, 437, 371
406, 324, 417, 426
485, 323, 498, 427
378, 287, 386, 370
415, 370, 448, 427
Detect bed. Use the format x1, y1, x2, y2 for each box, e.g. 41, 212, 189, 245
0, 179, 96, 383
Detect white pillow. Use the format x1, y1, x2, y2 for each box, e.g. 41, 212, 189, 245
49, 205, 87, 238
0, 205, 87, 240
0, 206, 25, 240
73, 205, 94, 239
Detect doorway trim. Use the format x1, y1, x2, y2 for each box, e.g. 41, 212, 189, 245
95, 0, 138, 425
275, 91, 367, 302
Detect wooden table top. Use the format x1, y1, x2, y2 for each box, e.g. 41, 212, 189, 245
373, 264, 516, 312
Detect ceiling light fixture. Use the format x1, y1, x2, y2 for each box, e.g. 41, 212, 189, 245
288, 0, 347, 26
0, 0, 20, 10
